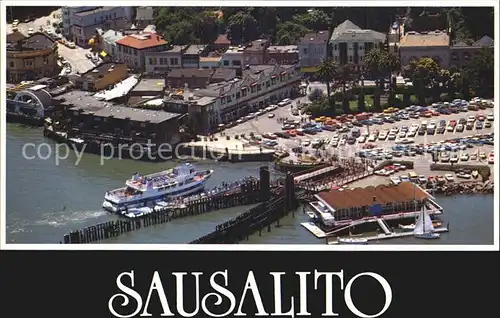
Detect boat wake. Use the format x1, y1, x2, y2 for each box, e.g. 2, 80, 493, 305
32, 210, 107, 227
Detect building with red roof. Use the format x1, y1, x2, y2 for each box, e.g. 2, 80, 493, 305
115, 32, 170, 71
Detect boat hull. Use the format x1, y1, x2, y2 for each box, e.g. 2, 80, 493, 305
414, 232, 440, 239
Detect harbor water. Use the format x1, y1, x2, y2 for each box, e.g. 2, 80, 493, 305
6, 124, 495, 244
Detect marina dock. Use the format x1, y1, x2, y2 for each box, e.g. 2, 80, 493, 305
327, 227, 450, 244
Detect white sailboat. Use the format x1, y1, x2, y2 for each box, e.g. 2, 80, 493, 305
413, 204, 440, 239
337, 229, 368, 244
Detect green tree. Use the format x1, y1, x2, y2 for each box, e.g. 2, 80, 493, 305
275, 21, 310, 45
363, 48, 400, 110
227, 12, 259, 44
463, 48, 494, 97
315, 59, 339, 103
406, 57, 440, 104
293, 10, 331, 31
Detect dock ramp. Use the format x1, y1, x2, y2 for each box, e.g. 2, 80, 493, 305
376, 218, 392, 235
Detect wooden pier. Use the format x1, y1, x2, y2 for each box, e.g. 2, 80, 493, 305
327, 227, 450, 244
62, 180, 265, 243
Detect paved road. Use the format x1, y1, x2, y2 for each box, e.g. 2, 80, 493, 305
57, 44, 95, 75
6, 9, 61, 35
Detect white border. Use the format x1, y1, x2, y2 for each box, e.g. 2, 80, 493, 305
1, 0, 498, 251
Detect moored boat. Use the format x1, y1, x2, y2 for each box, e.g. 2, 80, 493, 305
337, 237, 368, 244
102, 163, 213, 214
414, 203, 440, 240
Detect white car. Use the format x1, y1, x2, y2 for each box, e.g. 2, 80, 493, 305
387, 133, 397, 140
418, 175, 427, 183
486, 113, 494, 121
378, 133, 387, 140
67, 42, 76, 49
447, 125, 454, 132
460, 153, 469, 161
357, 136, 366, 143
445, 174, 454, 182
368, 135, 377, 142
268, 113, 275, 118
27, 27, 34, 35
12, 19, 20, 27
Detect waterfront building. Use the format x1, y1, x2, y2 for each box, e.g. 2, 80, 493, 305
243, 39, 270, 65
267, 45, 299, 65
329, 20, 386, 68
69, 7, 133, 47
73, 62, 128, 92
310, 182, 439, 225
449, 35, 494, 69
182, 44, 210, 69
7, 32, 60, 83
144, 45, 186, 74
134, 7, 155, 29
55, 90, 184, 146
298, 30, 329, 74
116, 33, 170, 71
398, 30, 450, 68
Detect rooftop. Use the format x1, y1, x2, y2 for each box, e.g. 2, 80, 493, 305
185, 44, 208, 55
101, 29, 125, 44
74, 6, 119, 17
330, 20, 386, 42
268, 45, 299, 53
194, 64, 296, 98
7, 31, 26, 43
80, 62, 126, 81
214, 34, 231, 45
131, 78, 165, 92
211, 68, 236, 80
300, 31, 329, 45
225, 46, 245, 53
116, 33, 168, 50
244, 39, 269, 52
54, 90, 112, 109
71, 103, 181, 123
168, 68, 213, 78
7, 32, 56, 51
400, 31, 449, 47
317, 182, 429, 210
452, 35, 494, 48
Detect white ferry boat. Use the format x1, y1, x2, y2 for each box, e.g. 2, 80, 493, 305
102, 163, 213, 214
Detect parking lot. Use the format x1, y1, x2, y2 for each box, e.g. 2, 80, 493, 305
220, 97, 495, 170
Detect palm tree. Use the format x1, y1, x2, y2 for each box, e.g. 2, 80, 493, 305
337, 63, 357, 114
315, 59, 338, 102
363, 48, 400, 110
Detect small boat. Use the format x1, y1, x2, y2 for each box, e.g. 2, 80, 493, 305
471, 170, 479, 179
399, 221, 442, 231
414, 203, 440, 240
306, 211, 317, 221
337, 237, 368, 244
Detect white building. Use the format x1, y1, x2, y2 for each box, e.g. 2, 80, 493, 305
99, 29, 125, 59
220, 46, 244, 69
298, 30, 329, 73
69, 6, 133, 46
200, 56, 222, 69
192, 64, 301, 125
61, 6, 98, 38
329, 20, 386, 67
115, 33, 170, 71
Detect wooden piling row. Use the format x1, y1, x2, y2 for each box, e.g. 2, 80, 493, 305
62, 181, 264, 244
189, 173, 297, 244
